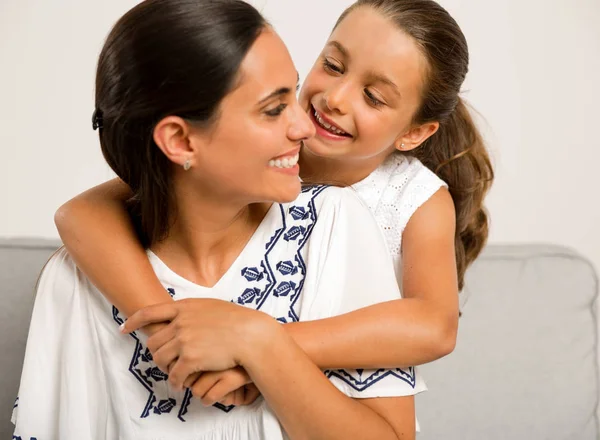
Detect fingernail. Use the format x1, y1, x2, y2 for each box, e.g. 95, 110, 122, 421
119, 322, 126, 333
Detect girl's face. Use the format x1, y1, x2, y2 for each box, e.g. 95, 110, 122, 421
299, 7, 430, 170
188, 29, 315, 205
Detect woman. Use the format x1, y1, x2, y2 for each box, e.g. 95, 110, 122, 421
12, 1, 420, 439
53, 0, 493, 405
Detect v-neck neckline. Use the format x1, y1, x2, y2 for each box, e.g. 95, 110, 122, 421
147, 203, 280, 295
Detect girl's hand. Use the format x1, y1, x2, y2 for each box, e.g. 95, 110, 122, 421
185, 367, 261, 406
120, 298, 274, 390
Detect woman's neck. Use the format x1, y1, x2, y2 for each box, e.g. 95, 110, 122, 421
152, 183, 272, 288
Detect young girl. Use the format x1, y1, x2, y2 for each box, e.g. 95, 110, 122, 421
13, 1, 421, 438
55, 0, 493, 405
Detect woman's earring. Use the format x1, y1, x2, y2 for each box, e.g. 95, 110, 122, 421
400, 143, 406, 150
183, 159, 191, 171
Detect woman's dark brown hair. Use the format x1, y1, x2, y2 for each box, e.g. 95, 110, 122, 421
94, 0, 267, 247
339, 0, 494, 289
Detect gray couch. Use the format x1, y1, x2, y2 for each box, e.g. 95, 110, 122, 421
1, 239, 598, 439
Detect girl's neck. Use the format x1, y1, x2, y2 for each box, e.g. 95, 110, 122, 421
298, 148, 388, 187
152, 182, 272, 288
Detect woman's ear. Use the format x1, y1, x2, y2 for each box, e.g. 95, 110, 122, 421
153, 116, 196, 168
394, 121, 440, 152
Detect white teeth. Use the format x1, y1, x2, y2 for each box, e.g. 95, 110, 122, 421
313, 109, 348, 136
269, 153, 300, 169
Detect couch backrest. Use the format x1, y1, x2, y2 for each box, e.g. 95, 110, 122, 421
417, 244, 599, 440
1, 238, 61, 438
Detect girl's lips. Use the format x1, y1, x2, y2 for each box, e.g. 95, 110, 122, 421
310, 105, 353, 141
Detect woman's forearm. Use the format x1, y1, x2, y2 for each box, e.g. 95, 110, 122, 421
54, 179, 173, 319
241, 320, 410, 440
285, 298, 457, 369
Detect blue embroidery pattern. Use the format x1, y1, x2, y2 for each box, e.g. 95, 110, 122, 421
234, 185, 328, 324
122, 186, 331, 422
325, 366, 417, 391
112, 286, 179, 419
177, 388, 235, 421
178, 390, 192, 422
116, 284, 242, 422
113, 306, 169, 418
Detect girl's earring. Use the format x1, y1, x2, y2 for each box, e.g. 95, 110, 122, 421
183, 159, 191, 171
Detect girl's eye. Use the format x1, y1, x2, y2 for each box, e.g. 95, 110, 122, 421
323, 58, 343, 74
364, 89, 384, 107
265, 104, 287, 117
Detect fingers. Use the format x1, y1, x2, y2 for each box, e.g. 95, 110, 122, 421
242, 383, 261, 405
219, 388, 245, 407
190, 372, 222, 402
183, 371, 203, 390
141, 321, 170, 338
169, 354, 203, 391
152, 338, 181, 373
190, 368, 252, 406
146, 322, 178, 354
121, 302, 179, 333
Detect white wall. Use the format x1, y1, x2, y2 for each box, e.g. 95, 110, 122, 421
1, 0, 599, 273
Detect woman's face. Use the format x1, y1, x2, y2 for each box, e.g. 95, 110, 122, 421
299, 7, 428, 167
190, 29, 315, 204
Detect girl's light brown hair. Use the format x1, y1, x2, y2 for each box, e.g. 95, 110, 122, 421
338, 0, 494, 289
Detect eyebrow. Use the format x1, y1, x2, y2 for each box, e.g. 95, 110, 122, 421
326, 41, 349, 58
258, 73, 301, 105
326, 41, 401, 99
367, 71, 402, 98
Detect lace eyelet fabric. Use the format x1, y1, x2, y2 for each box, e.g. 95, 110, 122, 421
352, 154, 447, 258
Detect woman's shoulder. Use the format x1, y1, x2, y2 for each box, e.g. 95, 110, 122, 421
36, 247, 100, 297
39, 247, 79, 281
275, 185, 376, 246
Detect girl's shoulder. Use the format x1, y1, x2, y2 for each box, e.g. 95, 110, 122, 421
353, 154, 448, 256
354, 154, 446, 201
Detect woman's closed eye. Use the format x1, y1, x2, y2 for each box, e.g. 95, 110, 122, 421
265, 103, 287, 117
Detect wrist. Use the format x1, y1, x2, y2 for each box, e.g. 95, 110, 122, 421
236, 314, 288, 368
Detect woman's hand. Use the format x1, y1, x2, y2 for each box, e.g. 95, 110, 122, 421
121, 298, 274, 390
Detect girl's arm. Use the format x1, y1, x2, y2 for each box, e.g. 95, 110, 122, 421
243, 317, 415, 440
124, 298, 415, 440
57, 182, 457, 367
121, 183, 421, 439
54, 179, 173, 334
287, 187, 459, 368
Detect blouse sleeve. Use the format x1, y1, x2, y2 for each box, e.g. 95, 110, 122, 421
12, 248, 114, 440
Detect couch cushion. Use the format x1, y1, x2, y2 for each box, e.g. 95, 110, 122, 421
417, 244, 599, 440
0, 238, 61, 439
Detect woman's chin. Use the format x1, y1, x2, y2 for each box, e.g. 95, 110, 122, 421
271, 180, 302, 204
